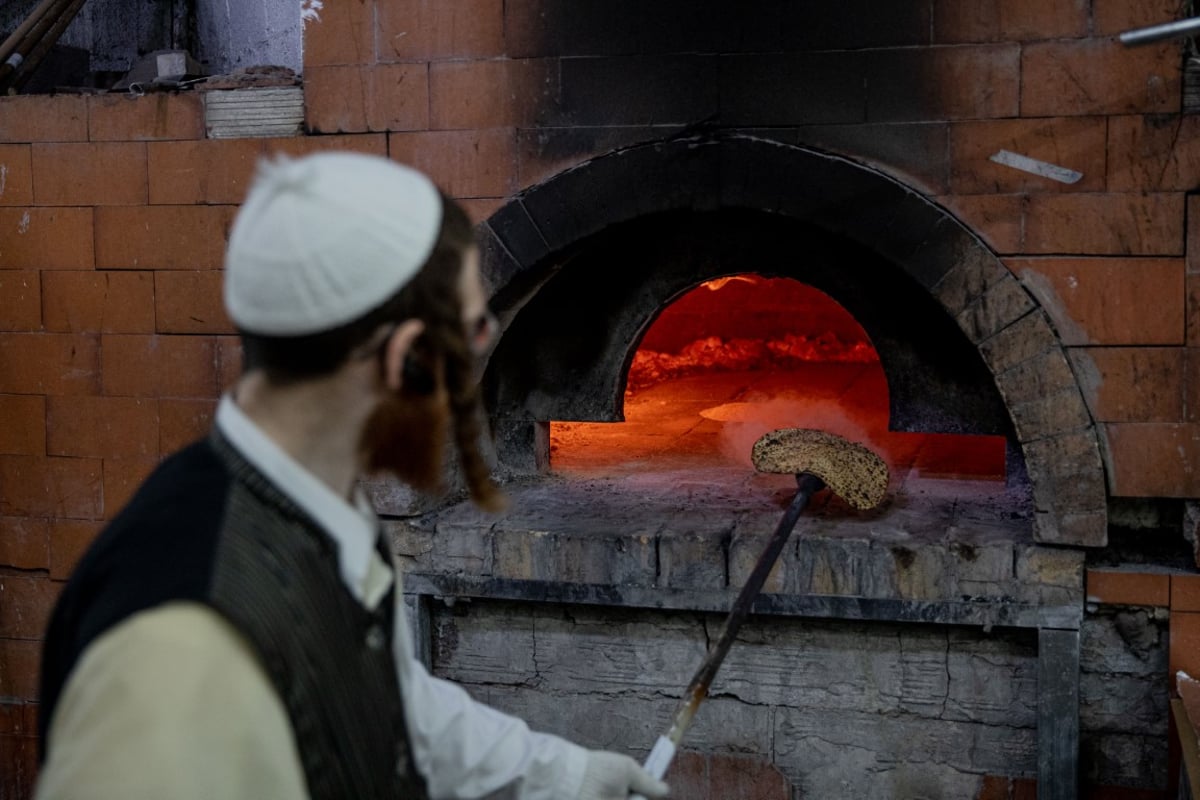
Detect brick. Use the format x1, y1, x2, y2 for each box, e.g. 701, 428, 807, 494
103, 458, 158, 519
0, 333, 99, 395
303, 0, 376, 67
1008, 257, 1184, 345
1068, 347, 1184, 422
148, 138, 264, 205
1023, 193, 1184, 256
159, 398, 217, 454
31, 142, 148, 206
88, 92, 204, 141
954, 274, 1035, 343
934, 194, 1024, 254
0, 144, 33, 205
1092, 0, 1183, 36
304, 64, 430, 135
933, 0, 1088, 42
0, 207, 94, 269
1171, 612, 1200, 685
41, 271, 155, 334
49, 519, 102, 580
975, 774, 1009, 800
0, 576, 59, 638
948, 117, 1106, 193
0, 455, 103, 518
302, 66, 367, 134
0, 730, 36, 791
0, 517, 48, 570
1103, 423, 1200, 497
0, 639, 39, 701
95, 205, 236, 270
1174, 575, 1200, 612
0, 395, 45, 456
377, 0, 504, 61
721, 52, 865, 127
573, 54, 723, 127
1189, 348, 1200, 423
262, 133, 388, 160
215, 336, 243, 392
707, 753, 791, 800
458, 197, 504, 224
1021, 40, 1180, 116
0, 271, 40, 330
47, 396, 159, 458
1108, 114, 1200, 192
866, 45, 1019, 122
430, 59, 558, 129
155, 271, 234, 334
389, 129, 517, 197
1086, 569, 1171, 606
0, 95, 88, 143
101, 334, 218, 398
0, 701, 31, 735
1190, 196, 1200, 274
1190, 274, 1200, 346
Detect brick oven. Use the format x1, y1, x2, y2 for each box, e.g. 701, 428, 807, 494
2, 2, 1200, 799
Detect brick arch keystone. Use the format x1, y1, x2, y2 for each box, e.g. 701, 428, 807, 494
479, 135, 1107, 547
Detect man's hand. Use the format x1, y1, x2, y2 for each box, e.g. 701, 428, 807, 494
578, 750, 669, 800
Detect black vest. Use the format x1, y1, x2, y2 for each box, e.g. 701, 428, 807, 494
39, 433, 429, 800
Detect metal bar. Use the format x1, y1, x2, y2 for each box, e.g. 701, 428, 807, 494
1119, 16, 1200, 46
0, 0, 61, 67
8, 0, 88, 93
1037, 628, 1081, 800
402, 572, 1082, 630
0, 0, 75, 90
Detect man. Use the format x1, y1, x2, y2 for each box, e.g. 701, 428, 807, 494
35, 152, 670, 800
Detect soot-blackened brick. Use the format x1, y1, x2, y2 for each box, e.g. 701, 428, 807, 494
517, 126, 663, 188
720, 53, 867, 126
520, 139, 721, 251
866, 45, 1020, 122
788, 122, 949, 194
559, 55, 718, 127
481, 201, 552, 302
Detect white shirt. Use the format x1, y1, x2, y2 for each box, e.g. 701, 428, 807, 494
36, 395, 590, 800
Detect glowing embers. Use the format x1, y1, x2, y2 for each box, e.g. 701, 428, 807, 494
549, 275, 1006, 482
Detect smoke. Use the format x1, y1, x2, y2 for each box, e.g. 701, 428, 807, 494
701, 393, 888, 469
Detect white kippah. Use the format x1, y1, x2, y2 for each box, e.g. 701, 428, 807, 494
224, 151, 443, 336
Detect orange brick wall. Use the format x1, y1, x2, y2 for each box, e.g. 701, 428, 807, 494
1, 2, 1199, 797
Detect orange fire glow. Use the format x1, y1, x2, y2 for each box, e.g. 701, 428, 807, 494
551, 275, 1006, 484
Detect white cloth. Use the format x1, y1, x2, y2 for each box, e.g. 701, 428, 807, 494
224, 152, 443, 336
36, 395, 590, 800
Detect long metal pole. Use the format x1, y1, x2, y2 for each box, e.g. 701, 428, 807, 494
0, 0, 62, 67
631, 471, 825, 799
8, 0, 88, 93
1119, 16, 1200, 46
0, 0, 75, 88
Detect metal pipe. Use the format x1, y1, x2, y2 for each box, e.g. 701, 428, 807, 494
1119, 16, 1200, 47
0, 0, 62, 68
8, 0, 88, 93
0, 0, 75, 87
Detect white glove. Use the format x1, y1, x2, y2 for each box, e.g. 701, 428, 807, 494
578, 750, 670, 800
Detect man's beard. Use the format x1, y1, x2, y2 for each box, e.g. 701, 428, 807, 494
360, 386, 450, 492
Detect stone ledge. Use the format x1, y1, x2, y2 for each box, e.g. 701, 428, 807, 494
402, 573, 1082, 630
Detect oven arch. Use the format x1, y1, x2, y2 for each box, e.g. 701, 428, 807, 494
477, 135, 1107, 547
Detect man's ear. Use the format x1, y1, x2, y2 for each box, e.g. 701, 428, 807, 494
382, 319, 425, 392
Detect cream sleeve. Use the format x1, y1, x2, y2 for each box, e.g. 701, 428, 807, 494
35, 602, 309, 800
391, 592, 591, 800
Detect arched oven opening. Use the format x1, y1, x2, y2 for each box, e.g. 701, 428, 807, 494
485, 208, 1032, 526
552, 274, 1008, 487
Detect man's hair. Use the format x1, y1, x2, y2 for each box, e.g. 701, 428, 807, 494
239, 195, 503, 509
